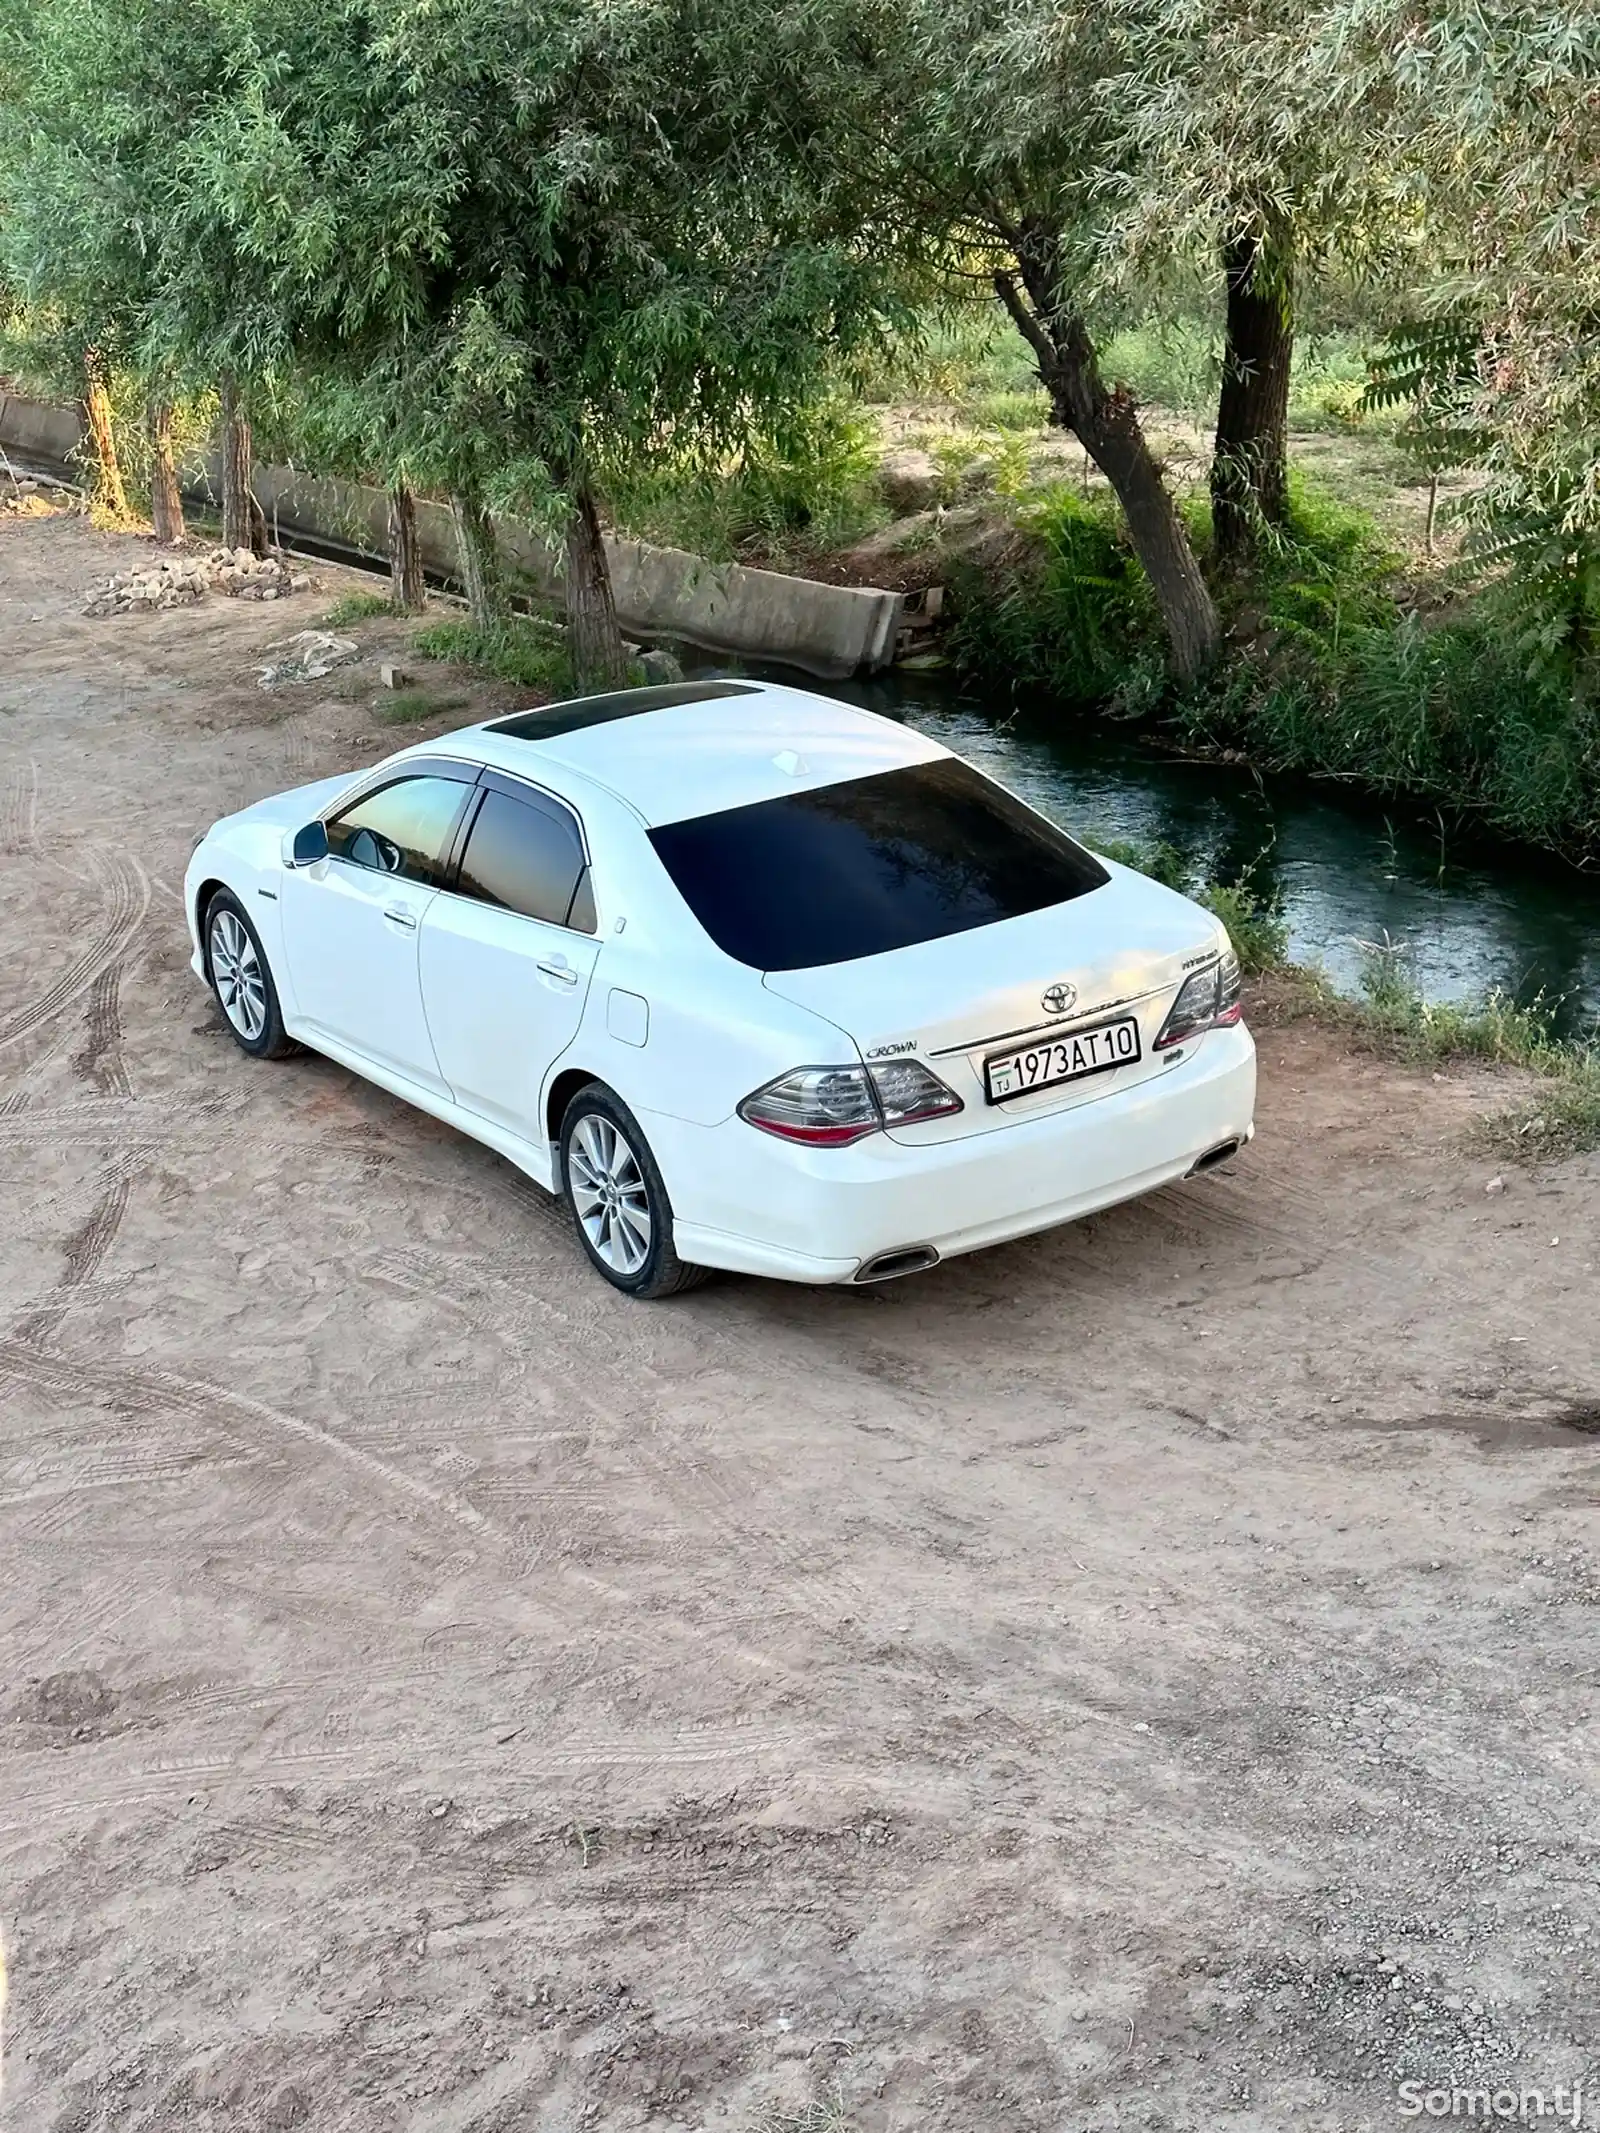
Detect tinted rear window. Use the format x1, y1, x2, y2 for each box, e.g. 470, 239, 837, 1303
648, 758, 1109, 971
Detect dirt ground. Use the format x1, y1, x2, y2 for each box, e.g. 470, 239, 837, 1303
2, 509, 1597, 2133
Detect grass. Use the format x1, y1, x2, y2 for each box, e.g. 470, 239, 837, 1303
322, 589, 396, 627
604, 402, 887, 565
1265, 941, 1600, 1159
414, 614, 573, 696
1170, 477, 1600, 858
376, 687, 466, 726
755, 2091, 852, 2133
1094, 837, 1291, 975
947, 487, 1162, 710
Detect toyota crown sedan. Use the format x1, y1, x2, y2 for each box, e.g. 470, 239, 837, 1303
184, 679, 1256, 1297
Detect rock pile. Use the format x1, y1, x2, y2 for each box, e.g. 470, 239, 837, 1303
85, 546, 315, 616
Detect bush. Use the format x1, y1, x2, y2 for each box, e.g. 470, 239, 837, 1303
415, 615, 572, 695
1170, 474, 1600, 859
948, 489, 1163, 709
604, 402, 883, 563
323, 590, 395, 627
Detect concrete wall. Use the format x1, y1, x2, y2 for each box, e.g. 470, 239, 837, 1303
1, 393, 902, 679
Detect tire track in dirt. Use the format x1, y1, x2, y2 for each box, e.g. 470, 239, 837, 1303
71, 964, 131, 1097
0, 1341, 494, 1544
12, 1172, 132, 1344
0, 1720, 821, 1835
0, 756, 39, 854
0, 848, 150, 1055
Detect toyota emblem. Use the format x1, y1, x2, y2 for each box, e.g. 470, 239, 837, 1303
1041, 981, 1077, 1017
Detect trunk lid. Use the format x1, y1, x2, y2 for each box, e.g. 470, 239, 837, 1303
763, 864, 1224, 1143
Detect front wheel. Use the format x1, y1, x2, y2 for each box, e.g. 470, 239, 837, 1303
558, 1083, 710, 1299
205, 890, 297, 1060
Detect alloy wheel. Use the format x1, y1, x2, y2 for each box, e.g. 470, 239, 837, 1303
210, 907, 267, 1042
567, 1112, 652, 1276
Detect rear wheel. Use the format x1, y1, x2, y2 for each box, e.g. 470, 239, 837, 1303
205, 890, 297, 1060
557, 1082, 710, 1299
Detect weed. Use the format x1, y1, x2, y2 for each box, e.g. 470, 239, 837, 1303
1091, 838, 1289, 974
756, 2089, 852, 2133
1341, 938, 1600, 1157
415, 616, 572, 696
377, 688, 464, 726
605, 402, 884, 565
949, 489, 1158, 708
322, 590, 395, 627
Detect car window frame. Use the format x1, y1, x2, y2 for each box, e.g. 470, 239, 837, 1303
444, 770, 597, 935
320, 759, 481, 889
317, 756, 598, 932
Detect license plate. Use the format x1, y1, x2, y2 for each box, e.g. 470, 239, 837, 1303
984, 1015, 1141, 1103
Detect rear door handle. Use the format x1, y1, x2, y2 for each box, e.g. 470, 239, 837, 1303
384, 903, 418, 931
537, 957, 578, 986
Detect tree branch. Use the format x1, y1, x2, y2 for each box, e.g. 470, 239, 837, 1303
993, 269, 1058, 386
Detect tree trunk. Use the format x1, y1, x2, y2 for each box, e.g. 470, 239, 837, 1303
1211, 223, 1294, 568
146, 400, 185, 544
563, 480, 627, 692
218, 374, 264, 555
388, 483, 425, 612
451, 486, 501, 626
995, 232, 1219, 682
82, 355, 129, 524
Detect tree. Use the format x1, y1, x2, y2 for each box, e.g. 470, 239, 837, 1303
138, 0, 888, 685
808, 0, 1222, 678
1303, 0, 1600, 678
0, 0, 259, 539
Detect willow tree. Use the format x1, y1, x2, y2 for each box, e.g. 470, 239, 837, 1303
806, 0, 1222, 678
0, 0, 266, 543
1302, 0, 1600, 671
350, 0, 891, 684
1089, 0, 1407, 570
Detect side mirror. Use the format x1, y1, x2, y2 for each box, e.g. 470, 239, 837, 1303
290, 819, 329, 866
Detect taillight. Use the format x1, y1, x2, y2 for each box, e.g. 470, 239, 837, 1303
1155, 946, 1243, 1051
738, 1060, 963, 1145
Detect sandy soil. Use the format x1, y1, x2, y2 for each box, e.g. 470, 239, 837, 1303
2, 510, 1597, 2133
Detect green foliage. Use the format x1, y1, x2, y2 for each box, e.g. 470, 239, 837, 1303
377, 687, 464, 726
415, 616, 572, 697
1350, 939, 1600, 1159
948, 489, 1163, 708
1198, 880, 1291, 974
605, 402, 884, 563
1091, 838, 1288, 972
1092, 836, 1191, 890
323, 591, 395, 628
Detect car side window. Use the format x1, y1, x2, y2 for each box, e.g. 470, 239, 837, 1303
454, 787, 595, 932
326, 776, 469, 889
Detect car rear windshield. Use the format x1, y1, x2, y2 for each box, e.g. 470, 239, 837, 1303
648, 758, 1110, 971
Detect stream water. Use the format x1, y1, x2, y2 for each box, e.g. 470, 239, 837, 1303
710, 660, 1600, 1036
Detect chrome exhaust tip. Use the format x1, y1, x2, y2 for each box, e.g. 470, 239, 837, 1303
1188, 1137, 1243, 1177
853, 1244, 941, 1284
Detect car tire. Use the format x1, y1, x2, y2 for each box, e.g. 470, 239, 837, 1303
558, 1082, 711, 1300
204, 889, 298, 1060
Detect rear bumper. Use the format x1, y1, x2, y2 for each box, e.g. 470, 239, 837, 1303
658, 1023, 1257, 1284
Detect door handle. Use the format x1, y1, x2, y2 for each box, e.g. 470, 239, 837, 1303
383, 903, 418, 931
537, 957, 579, 986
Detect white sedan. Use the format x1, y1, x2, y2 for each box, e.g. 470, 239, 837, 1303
185, 679, 1256, 1297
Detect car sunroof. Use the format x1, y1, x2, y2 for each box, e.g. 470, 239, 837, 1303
487, 681, 760, 742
